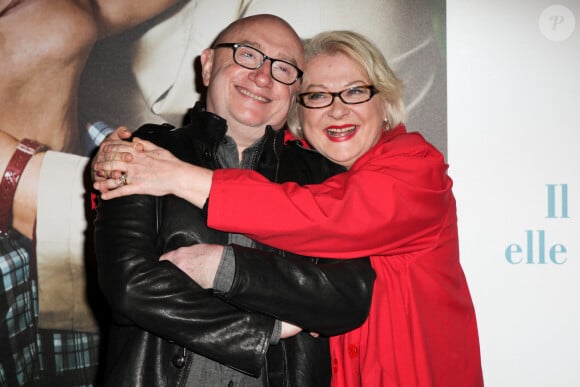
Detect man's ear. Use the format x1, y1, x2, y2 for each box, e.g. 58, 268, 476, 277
200, 48, 214, 87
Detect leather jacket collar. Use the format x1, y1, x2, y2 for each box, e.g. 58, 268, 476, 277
185, 102, 284, 177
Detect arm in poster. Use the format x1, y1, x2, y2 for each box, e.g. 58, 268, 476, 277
0, 0, 185, 238
93, 0, 186, 37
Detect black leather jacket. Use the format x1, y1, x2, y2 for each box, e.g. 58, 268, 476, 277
94, 107, 375, 387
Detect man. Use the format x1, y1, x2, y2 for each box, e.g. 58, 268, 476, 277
94, 14, 374, 386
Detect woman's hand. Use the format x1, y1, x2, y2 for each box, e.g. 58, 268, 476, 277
92, 129, 213, 207
93, 136, 188, 199
280, 322, 303, 338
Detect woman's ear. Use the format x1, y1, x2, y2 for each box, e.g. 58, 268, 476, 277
200, 48, 214, 86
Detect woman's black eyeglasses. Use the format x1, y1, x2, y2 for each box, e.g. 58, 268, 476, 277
297, 85, 378, 109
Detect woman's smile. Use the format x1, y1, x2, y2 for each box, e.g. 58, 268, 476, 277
325, 124, 359, 142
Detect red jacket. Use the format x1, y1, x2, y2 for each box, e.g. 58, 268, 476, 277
208, 125, 483, 387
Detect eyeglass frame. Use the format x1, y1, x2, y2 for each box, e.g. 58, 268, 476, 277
214, 43, 304, 85
297, 85, 379, 109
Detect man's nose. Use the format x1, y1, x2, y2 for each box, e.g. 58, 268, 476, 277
251, 60, 274, 87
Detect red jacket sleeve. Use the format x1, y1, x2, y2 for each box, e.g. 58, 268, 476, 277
208, 130, 454, 258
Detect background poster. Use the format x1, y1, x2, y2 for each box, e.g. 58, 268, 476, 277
448, 1, 579, 386
80, 0, 447, 155
83, 2, 579, 385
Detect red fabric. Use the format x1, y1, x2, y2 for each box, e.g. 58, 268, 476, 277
283, 128, 311, 148
209, 125, 483, 387
90, 192, 98, 210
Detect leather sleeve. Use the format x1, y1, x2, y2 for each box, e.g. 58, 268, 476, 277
217, 245, 376, 336
94, 194, 273, 377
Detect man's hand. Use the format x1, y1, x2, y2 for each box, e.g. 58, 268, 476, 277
160, 244, 224, 289
91, 126, 134, 188
92, 134, 213, 206
93, 136, 192, 199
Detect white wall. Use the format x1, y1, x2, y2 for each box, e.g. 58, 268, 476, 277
448, 1, 580, 386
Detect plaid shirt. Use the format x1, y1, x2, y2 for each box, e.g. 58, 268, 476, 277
84, 121, 114, 151
0, 122, 111, 386
0, 232, 101, 386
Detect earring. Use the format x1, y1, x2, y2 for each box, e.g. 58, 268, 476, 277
294, 126, 304, 138
383, 118, 391, 131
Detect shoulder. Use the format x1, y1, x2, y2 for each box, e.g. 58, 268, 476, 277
133, 123, 176, 142
379, 126, 444, 161
350, 126, 447, 178
132, 122, 196, 149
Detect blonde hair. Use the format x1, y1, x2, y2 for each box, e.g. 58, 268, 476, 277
287, 30, 407, 137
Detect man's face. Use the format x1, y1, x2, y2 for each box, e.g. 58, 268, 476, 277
201, 16, 304, 137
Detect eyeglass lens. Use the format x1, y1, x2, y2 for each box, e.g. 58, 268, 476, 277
299, 86, 375, 108
232, 45, 301, 85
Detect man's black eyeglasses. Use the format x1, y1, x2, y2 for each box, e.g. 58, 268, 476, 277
214, 43, 303, 85
297, 85, 378, 109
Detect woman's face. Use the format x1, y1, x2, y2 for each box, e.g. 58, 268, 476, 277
299, 52, 388, 169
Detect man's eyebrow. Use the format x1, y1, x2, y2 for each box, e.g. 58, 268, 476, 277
236, 40, 260, 48
236, 40, 300, 65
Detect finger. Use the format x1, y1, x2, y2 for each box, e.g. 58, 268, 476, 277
108, 175, 126, 190
92, 163, 111, 181
102, 140, 129, 152
94, 142, 127, 164
118, 126, 132, 139
99, 183, 139, 200
92, 169, 124, 183
104, 169, 125, 180
106, 130, 122, 142
92, 164, 115, 182
95, 143, 121, 163
103, 150, 136, 164
159, 254, 170, 262
103, 143, 138, 160
108, 126, 132, 141
122, 152, 134, 162
93, 176, 124, 193
131, 138, 145, 152
132, 137, 160, 152
93, 168, 107, 182
93, 180, 111, 193
93, 160, 130, 174
103, 150, 131, 163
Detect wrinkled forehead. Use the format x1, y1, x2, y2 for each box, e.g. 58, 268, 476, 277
217, 16, 304, 66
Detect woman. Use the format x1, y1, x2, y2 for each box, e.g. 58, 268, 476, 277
95, 30, 483, 386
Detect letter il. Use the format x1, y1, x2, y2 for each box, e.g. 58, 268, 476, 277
546, 184, 569, 218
